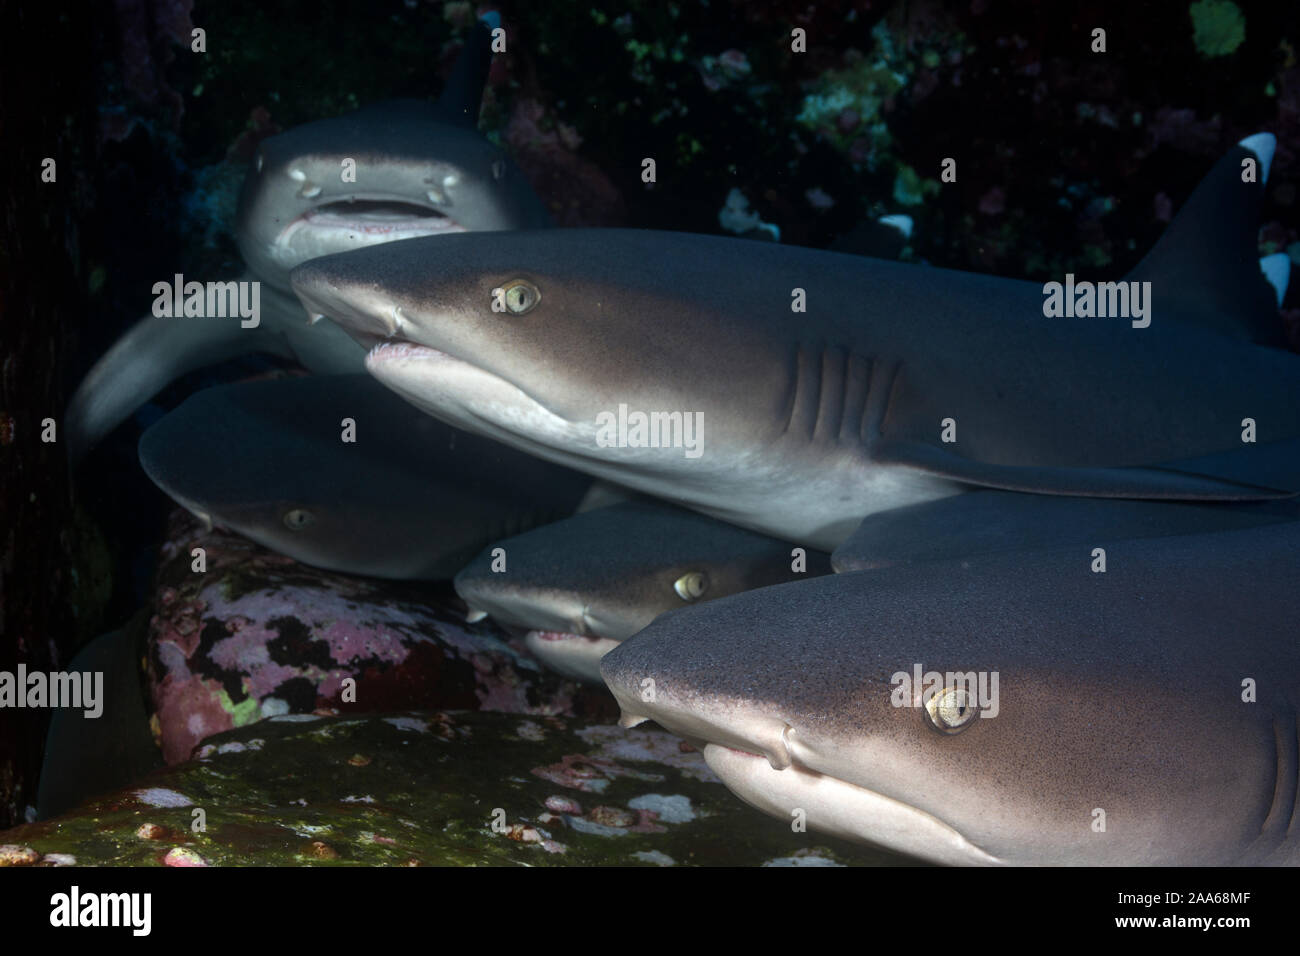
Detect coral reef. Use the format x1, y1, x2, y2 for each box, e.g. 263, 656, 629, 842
0, 711, 900, 866
145, 511, 615, 765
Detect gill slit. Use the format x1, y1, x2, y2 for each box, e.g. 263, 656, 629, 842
782, 342, 877, 446
1260, 714, 1299, 846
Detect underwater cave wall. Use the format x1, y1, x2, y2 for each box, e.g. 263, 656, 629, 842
0, 2, 99, 828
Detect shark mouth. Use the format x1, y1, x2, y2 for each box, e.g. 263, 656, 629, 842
530, 630, 600, 643
272, 198, 465, 274
296, 199, 464, 237
699, 744, 1003, 866
610, 692, 1001, 866
523, 630, 621, 684
291, 278, 607, 469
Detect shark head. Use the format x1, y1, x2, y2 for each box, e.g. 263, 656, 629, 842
236, 99, 548, 291
600, 529, 1300, 866
137, 375, 593, 579
288, 228, 900, 547
453, 499, 831, 682
236, 16, 546, 290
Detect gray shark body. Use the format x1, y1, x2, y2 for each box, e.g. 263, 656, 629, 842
37, 620, 162, 820
832, 489, 1300, 571
66, 18, 548, 464
138, 374, 604, 579
454, 499, 832, 682
292, 136, 1298, 551
601, 521, 1300, 866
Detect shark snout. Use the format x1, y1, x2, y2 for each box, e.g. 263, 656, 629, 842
291, 265, 404, 342
600, 647, 795, 770
452, 569, 593, 637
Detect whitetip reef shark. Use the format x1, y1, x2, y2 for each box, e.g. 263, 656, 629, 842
600, 520, 1300, 866
453, 499, 831, 683
291, 134, 1298, 551
137, 374, 612, 580
65, 14, 548, 465
831, 488, 1300, 571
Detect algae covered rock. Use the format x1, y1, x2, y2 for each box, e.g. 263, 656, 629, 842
146, 511, 615, 764
3, 711, 907, 866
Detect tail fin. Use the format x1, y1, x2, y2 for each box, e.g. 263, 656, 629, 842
1126, 133, 1284, 347
65, 308, 289, 467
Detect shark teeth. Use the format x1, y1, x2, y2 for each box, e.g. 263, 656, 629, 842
366, 341, 441, 362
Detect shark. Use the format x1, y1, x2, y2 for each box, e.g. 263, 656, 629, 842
291, 134, 1298, 551
137, 374, 610, 580
600, 520, 1300, 866
65, 14, 548, 465
831, 489, 1300, 571
453, 499, 831, 683
37, 617, 162, 820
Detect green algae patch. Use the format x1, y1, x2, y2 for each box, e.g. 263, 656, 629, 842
1190, 0, 1245, 58
2, 711, 910, 867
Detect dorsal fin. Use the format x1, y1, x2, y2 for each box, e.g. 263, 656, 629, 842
437, 15, 497, 128
1126, 133, 1284, 347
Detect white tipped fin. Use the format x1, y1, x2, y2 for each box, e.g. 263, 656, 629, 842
1238, 133, 1275, 185
464, 607, 489, 623
1259, 253, 1291, 308
877, 214, 913, 240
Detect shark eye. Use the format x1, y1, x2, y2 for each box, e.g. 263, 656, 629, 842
673, 571, 708, 601
500, 279, 541, 315
924, 686, 978, 734
255, 152, 264, 173
282, 508, 315, 531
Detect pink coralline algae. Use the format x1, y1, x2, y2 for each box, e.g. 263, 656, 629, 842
146, 511, 614, 764
162, 847, 208, 867
505, 99, 627, 227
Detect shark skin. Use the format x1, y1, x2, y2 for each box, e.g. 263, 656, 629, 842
36, 619, 163, 820
831, 489, 1300, 571
291, 135, 1299, 551
600, 521, 1300, 866
137, 375, 604, 580
453, 499, 832, 683
65, 17, 548, 466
